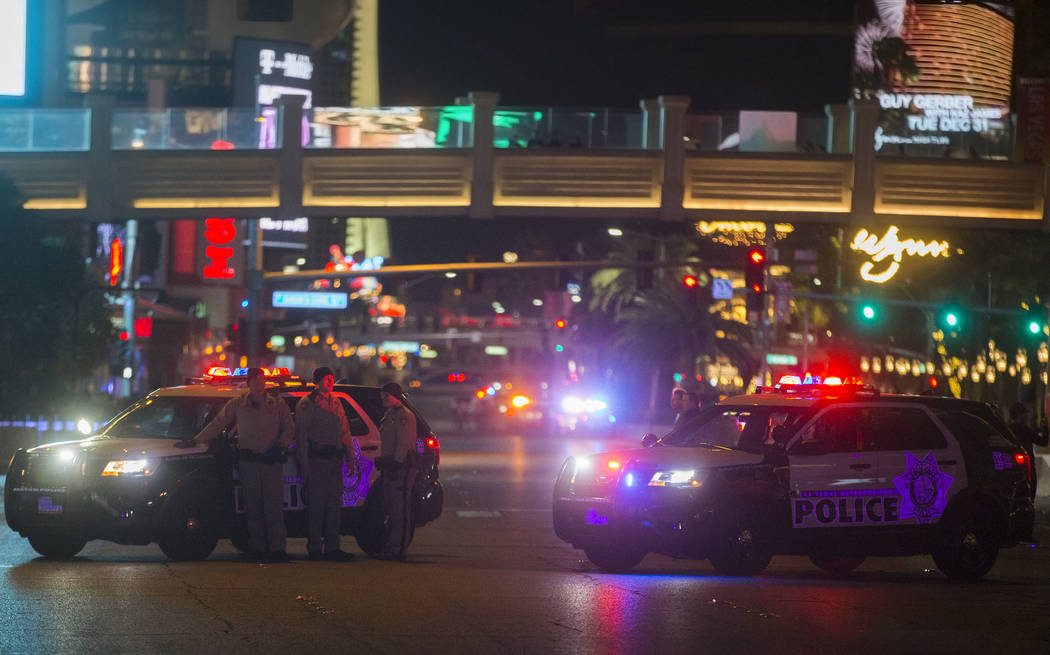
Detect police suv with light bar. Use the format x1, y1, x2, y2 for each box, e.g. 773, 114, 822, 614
553, 376, 1035, 580
4, 367, 443, 560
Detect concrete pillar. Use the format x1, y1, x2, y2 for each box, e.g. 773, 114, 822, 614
277, 95, 305, 219
86, 95, 114, 222
639, 98, 660, 150
468, 91, 499, 219
658, 95, 690, 222
849, 98, 879, 225
824, 103, 851, 155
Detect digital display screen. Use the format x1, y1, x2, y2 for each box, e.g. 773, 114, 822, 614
0, 0, 27, 97
852, 1, 1014, 156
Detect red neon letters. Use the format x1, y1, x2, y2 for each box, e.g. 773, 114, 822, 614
203, 218, 236, 280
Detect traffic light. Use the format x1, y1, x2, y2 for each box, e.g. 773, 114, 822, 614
745, 247, 766, 292
745, 247, 766, 313
937, 302, 964, 333
858, 301, 879, 323
554, 318, 567, 330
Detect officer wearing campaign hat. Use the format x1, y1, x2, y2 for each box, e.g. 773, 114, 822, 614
295, 367, 357, 561
192, 367, 294, 562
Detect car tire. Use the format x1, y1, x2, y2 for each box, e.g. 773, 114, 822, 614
28, 533, 87, 560
355, 484, 388, 556
157, 492, 219, 561
809, 554, 865, 574
708, 504, 773, 577
583, 541, 646, 573
932, 505, 1000, 581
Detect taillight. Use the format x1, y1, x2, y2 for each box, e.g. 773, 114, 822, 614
426, 437, 439, 450
1016, 452, 1032, 483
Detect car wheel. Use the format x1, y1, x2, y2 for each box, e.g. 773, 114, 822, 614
583, 541, 646, 573
157, 493, 219, 561
708, 505, 773, 577
932, 507, 999, 581
28, 533, 87, 560
355, 484, 388, 556
809, 554, 865, 574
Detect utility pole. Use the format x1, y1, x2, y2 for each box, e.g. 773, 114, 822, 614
120, 219, 138, 398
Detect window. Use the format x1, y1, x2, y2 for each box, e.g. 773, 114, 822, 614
339, 399, 371, 436
793, 408, 863, 454
102, 397, 223, 439
862, 407, 946, 451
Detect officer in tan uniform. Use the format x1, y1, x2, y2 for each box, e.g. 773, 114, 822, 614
378, 382, 417, 560
192, 367, 294, 563
295, 367, 356, 561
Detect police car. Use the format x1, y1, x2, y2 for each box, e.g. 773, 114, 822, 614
4, 367, 442, 560
553, 376, 1035, 580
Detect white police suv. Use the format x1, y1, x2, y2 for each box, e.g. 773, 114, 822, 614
553, 377, 1035, 580
4, 368, 442, 560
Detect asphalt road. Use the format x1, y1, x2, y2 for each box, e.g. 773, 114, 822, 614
1, 431, 1049, 654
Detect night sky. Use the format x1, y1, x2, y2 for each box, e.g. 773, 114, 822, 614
378, 0, 856, 111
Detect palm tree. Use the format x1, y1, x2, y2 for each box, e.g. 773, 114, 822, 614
584, 236, 757, 418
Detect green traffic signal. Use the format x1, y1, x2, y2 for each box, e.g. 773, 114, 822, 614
945, 312, 958, 328
1028, 320, 1041, 335
861, 304, 876, 321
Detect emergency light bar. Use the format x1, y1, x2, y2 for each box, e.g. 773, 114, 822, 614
203, 366, 293, 378
758, 373, 872, 396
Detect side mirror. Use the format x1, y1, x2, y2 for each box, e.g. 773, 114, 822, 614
641, 433, 659, 448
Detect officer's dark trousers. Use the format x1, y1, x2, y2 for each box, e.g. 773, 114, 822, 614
307, 457, 343, 554
240, 459, 286, 553
383, 463, 416, 556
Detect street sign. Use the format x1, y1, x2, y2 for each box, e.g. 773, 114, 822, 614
271, 291, 348, 309
711, 278, 734, 300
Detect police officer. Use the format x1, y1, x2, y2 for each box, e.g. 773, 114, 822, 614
191, 367, 294, 563
295, 367, 356, 561
663, 385, 701, 441
378, 382, 417, 560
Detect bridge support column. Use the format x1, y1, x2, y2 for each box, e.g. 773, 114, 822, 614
87, 95, 114, 222
468, 91, 499, 219
658, 95, 689, 221
849, 98, 878, 225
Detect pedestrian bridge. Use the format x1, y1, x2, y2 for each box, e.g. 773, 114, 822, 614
0, 93, 1045, 230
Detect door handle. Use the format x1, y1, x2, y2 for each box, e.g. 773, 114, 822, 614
849, 463, 871, 470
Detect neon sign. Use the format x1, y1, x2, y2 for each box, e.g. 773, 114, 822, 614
850, 226, 949, 283
203, 218, 236, 280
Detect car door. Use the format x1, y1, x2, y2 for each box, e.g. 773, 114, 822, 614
786, 405, 883, 528
862, 404, 963, 526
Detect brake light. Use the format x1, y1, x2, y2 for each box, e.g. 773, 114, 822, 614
426, 437, 439, 449
1015, 453, 1028, 465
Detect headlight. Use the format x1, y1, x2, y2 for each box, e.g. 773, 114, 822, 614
648, 469, 705, 487
101, 459, 154, 477
76, 418, 93, 435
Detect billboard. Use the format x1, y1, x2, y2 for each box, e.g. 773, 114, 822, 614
0, 0, 26, 97
233, 37, 313, 148
852, 1, 1014, 157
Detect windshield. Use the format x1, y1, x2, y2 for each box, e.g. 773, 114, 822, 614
661, 405, 809, 452
99, 396, 226, 440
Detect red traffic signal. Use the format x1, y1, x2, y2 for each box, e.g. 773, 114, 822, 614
682, 274, 699, 288
748, 248, 765, 265
555, 319, 567, 329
